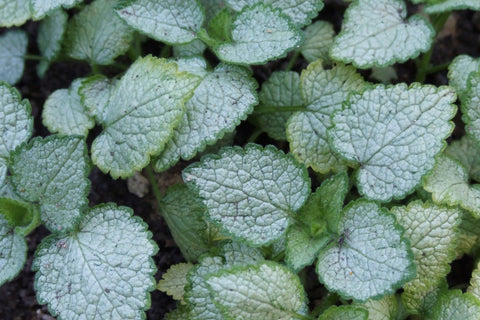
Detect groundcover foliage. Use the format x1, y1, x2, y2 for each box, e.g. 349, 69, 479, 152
1, 0, 480, 319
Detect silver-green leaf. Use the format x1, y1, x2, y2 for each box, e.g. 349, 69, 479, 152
0, 30, 28, 85
0, 214, 27, 286
31, 0, 83, 20
0, 0, 31, 27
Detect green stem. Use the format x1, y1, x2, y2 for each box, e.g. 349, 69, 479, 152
253, 105, 307, 114
425, 61, 450, 74
91, 64, 101, 75
159, 45, 172, 59
285, 50, 301, 71
310, 293, 340, 318
127, 34, 143, 61
23, 54, 44, 61
145, 166, 165, 213
247, 128, 263, 143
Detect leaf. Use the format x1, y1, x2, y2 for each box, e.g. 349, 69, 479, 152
154, 61, 257, 171
370, 66, 398, 84
31, 0, 83, 20
42, 78, 95, 136
0, 197, 40, 236
208, 8, 233, 43
358, 295, 399, 320
33, 204, 158, 320
116, 0, 204, 45
224, 0, 324, 27
285, 224, 330, 271
65, 0, 134, 65
318, 305, 368, 320
331, 0, 434, 68
36, 9, 68, 78
463, 72, 480, 144
157, 262, 194, 302
301, 20, 335, 63
10, 136, 90, 232
0, 0, 31, 27
455, 210, 480, 257
0, 214, 27, 286
206, 261, 309, 320
91, 55, 200, 178
316, 200, 415, 302
212, 4, 303, 65
287, 61, 365, 174
251, 71, 302, 141
0, 30, 28, 85
447, 55, 480, 99
469, 260, 480, 300
183, 144, 310, 246
425, 0, 480, 14
445, 136, 480, 183
426, 290, 480, 320
159, 185, 213, 262
173, 39, 207, 57
393, 201, 460, 314
328, 83, 456, 202
185, 241, 264, 319
423, 154, 480, 217
78, 75, 117, 124
0, 82, 33, 160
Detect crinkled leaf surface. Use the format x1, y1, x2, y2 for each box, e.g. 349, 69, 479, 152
329, 83, 456, 202
393, 201, 460, 314
287, 61, 365, 174
316, 200, 415, 302
183, 144, 310, 246
213, 4, 303, 65
185, 241, 264, 320
206, 261, 308, 320
0, 0, 31, 27
301, 20, 335, 63
65, 0, 133, 65
0, 83, 33, 160
31, 0, 83, 19
463, 72, 480, 143
116, 0, 204, 45
33, 204, 158, 320
358, 295, 398, 320
42, 79, 94, 136
0, 30, 28, 85
331, 0, 434, 68
318, 305, 368, 320
448, 55, 480, 99
36, 9, 68, 78
224, 0, 324, 27
157, 262, 193, 302
10, 136, 90, 232
0, 214, 27, 286
154, 62, 257, 172
456, 210, 480, 257
79, 75, 117, 123
445, 136, 480, 183
423, 154, 480, 217
425, 0, 480, 14
91, 56, 199, 178
426, 290, 480, 320
285, 224, 329, 271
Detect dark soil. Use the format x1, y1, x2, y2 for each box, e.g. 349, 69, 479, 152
1, 2, 480, 319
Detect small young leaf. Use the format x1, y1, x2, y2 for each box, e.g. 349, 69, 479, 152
206, 261, 309, 320
445, 136, 480, 183
331, 0, 434, 68
251, 71, 302, 141
423, 154, 480, 217
36, 9, 68, 78
426, 290, 480, 320
425, 0, 480, 14
448, 55, 480, 99
328, 83, 456, 202
212, 4, 303, 65
301, 20, 335, 63
183, 144, 310, 246
393, 201, 460, 314
463, 72, 480, 144
65, 0, 134, 65
33, 204, 158, 320
31, 0, 83, 20
0, 214, 27, 286
316, 200, 415, 302
285, 224, 330, 271
0, 0, 31, 27
0, 197, 40, 236
0, 30, 28, 85
173, 39, 207, 58
10, 136, 90, 232
116, 0, 204, 45
287, 61, 365, 174
456, 210, 480, 257
208, 8, 233, 42
469, 260, 480, 301
91, 56, 200, 178
42, 78, 95, 136
318, 305, 368, 320
224, 0, 324, 27
78, 75, 117, 123
358, 295, 398, 320
157, 262, 194, 302
154, 61, 257, 172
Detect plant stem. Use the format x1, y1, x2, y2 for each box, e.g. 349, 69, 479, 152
159, 45, 171, 59
285, 50, 301, 71
310, 293, 340, 317
253, 105, 307, 114
91, 64, 101, 75
145, 166, 165, 213
247, 128, 263, 143
23, 54, 44, 61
